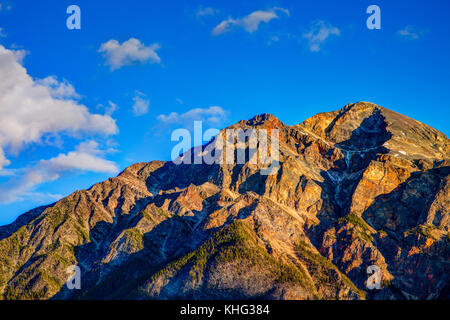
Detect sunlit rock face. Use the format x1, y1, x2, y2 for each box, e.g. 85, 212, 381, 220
0, 102, 448, 300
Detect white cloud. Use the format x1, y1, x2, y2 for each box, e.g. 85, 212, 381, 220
0, 45, 118, 171
0, 28, 5, 37
97, 101, 119, 116
157, 106, 227, 126
212, 7, 289, 35
0, 141, 119, 203
10, 48, 28, 64
302, 20, 340, 52
36, 76, 81, 99
196, 6, 218, 17
398, 26, 425, 40
212, 19, 235, 35
0, 148, 9, 168
41, 141, 118, 173
132, 92, 150, 116
98, 38, 161, 71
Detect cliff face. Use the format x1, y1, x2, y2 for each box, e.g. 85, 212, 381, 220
0, 102, 448, 300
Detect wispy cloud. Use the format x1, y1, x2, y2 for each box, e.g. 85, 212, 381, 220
0, 2, 11, 11
196, 6, 219, 18
0, 141, 119, 204
0, 168, 15, 177
268, 35, 280, 43
302, 20, 340, 52
21, 192, 63, 203
0, 27, 5, 37
98, 38, 161, 71
212, 7, 289, 35
97, 101, 119, 117
398, 26, 425, 40
157, 106, 227, 127
132, 91, 150, 116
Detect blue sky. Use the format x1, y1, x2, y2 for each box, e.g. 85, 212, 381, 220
0, 0, 449, 225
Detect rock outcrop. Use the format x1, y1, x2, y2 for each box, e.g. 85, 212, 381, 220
0, 102, 448, 300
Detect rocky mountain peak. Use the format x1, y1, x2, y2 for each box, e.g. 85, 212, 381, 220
234, 113, 284, 130
300, 102, 448, 164
0, 102, 448, 300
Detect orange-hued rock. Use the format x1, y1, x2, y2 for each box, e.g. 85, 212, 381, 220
0, 102, 448, 300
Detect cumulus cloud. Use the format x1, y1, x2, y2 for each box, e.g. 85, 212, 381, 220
302, 20, 340, 52
0, 148, 9, 168
98, 38, 161, 71
212, 7, 289, 35
40, 141, 118, 174
132, 92, 150, 116
0, 45, 118, 171
10, 48, 28, 64
0, 141, 119, 203
398, 26, 425, 40
36, 76, 81, 99
157, 106, 227, 126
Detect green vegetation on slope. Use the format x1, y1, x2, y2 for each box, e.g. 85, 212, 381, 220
136, 220, 314, 298
337, 214, 374, 243
295, 240, 366, 299
0, 205, 87, 300
123, 228, 145, 251
404, 224, 439, 241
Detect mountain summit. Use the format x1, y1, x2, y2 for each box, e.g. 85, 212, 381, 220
0, 102, 449, 300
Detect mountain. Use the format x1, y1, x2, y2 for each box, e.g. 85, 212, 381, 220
0, 102, 449, 300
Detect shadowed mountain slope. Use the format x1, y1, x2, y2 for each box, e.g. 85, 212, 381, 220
0, 102, 448, 300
